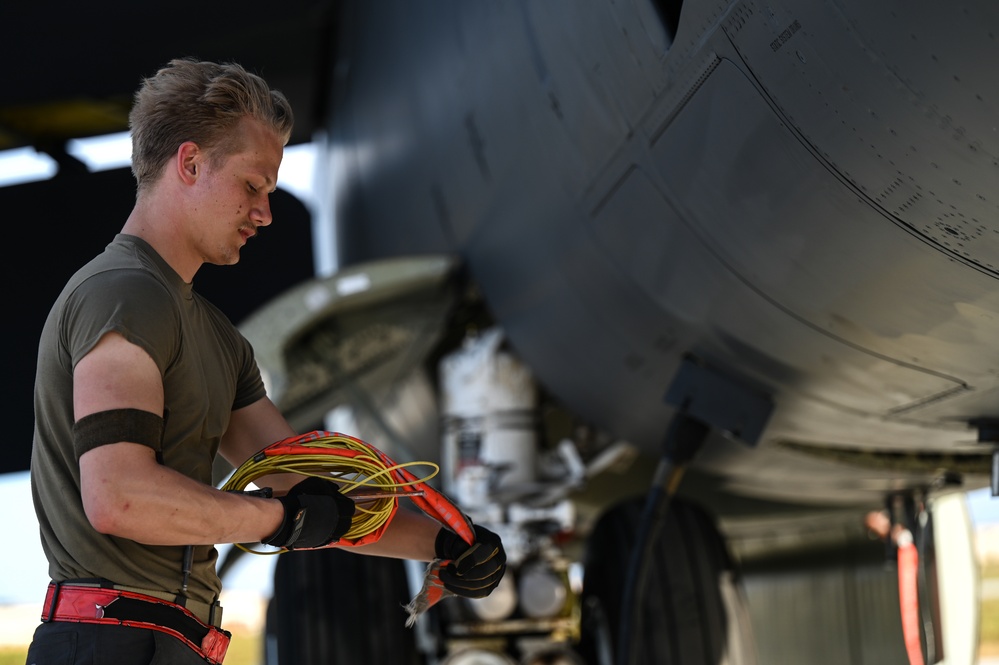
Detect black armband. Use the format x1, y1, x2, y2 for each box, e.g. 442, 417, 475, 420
73, 408, 165, 460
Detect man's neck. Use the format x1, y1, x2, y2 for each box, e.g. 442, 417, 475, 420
121, 190, 200, 283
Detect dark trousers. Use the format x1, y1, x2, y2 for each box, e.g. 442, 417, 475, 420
25, 621, 209, 665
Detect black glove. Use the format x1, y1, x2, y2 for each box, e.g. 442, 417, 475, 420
435, 524, 507, 598
262, 476, 356, 549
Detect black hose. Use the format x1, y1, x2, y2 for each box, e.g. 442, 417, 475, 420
616, 413, 709, 665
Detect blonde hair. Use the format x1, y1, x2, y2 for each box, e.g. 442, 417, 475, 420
128, 57, 294, 192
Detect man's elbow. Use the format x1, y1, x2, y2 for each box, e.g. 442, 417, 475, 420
81, 492, 132, 536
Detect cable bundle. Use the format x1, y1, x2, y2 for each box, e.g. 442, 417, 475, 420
222, 430, 450, 551
222, 430, 477, 624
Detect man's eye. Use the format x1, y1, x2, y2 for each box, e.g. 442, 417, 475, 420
248, 183, 258, 193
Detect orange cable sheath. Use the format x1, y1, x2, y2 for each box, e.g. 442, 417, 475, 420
897, 534, 924, 665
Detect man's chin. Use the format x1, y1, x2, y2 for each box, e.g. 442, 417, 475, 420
206, 251, 242, 268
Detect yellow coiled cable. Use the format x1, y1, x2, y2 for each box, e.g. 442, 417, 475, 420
220, 434, 439, 554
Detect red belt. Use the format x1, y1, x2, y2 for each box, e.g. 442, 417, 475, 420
41, 582, 230, 664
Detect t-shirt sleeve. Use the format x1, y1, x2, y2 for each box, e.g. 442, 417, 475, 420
232, 331, 267, 410
62, 269, 179, 375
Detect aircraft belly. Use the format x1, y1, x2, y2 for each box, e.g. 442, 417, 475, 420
335, 0, 999, 465
653, 57, 999, 380
590, 162, 965, 417
468, 71, 998, 467
724, 0, 999, 273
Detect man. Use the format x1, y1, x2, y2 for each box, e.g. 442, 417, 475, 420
27, 58, 505, 664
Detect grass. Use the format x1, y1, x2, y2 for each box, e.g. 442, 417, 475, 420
982, 561, 999, 657
0, 649, 25, 665
224, 629, 264, 665
983, 598, 999, 657
0, 628, 262, 665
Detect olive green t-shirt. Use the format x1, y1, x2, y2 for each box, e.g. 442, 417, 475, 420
30, 234, 267, 608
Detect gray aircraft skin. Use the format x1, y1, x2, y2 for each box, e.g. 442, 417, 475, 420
3, 0, 996, 662
312, 2, 999, 659
331, 0, 997, 510
295, 3, 996, 661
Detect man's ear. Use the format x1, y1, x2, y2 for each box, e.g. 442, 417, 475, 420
176, 141, 202, 185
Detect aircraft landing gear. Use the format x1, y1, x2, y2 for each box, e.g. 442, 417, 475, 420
575, 495, 757, 665
267, 547, 426, 665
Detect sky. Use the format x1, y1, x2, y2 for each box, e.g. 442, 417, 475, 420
0, 134, 317, 605
969, 486, 999, 525
0, 131, 320, 201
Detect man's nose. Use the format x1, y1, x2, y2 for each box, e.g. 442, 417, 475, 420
251, 196, 273, 227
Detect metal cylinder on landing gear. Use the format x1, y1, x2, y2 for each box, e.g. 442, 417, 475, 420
441, 649, 518, 665
439, 327, 538, 508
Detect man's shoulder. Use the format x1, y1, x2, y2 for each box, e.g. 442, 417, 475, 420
71, 258, 170, 303
62, 253, 178, 331
70, 237, 175, 298
87, 234, 162, 273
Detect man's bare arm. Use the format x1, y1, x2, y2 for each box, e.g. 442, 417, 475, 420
218, 396, 300, 495
344, 508, 440, 561
75, 332, 284, 545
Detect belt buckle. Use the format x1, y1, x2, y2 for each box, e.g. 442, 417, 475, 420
208, 600, 223, 628
42, 582, 62, 623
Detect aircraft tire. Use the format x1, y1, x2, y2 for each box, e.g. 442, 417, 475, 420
575, 496, 756, 665
266, 546, 424, 665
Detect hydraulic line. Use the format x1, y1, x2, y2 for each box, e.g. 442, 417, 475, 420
616, 355, 772, 664
617, 413, 710, 665
897, 529, 924, 665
